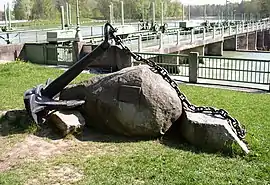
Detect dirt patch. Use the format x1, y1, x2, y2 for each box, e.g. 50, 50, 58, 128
26, 164, 84, 185
0, 135, 72, 172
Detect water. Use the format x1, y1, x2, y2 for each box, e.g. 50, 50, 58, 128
223, 51, 270, 60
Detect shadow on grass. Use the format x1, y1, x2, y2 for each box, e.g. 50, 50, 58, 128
0, 109, 239, 157
0, 109, 62, 140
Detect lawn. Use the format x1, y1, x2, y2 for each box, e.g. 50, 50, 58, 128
0, 62, 269, 185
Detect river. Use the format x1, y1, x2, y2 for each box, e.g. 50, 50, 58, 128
223, 51, 270, 60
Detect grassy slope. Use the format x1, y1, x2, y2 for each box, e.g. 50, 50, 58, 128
0, 62, 269, 185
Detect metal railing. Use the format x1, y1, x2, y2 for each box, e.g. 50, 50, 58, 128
133, 52, 189, 77
198, 56, 270, 85
131, 52, 270, 90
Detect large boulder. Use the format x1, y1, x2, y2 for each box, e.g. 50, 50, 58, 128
60, 65, 183, 137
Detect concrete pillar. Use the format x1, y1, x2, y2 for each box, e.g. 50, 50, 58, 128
66, 2, 69, 27
188, 52, 198, 83
152, 2, 155, 23
69, 4, 72, 25
182, 4, 185, 21
191, 29, 194, 43
60, 6, 65, 30
4, 4, 7, 27
159, 32, 163, 49
72, 41, 86, 62
75, 0, 82, 41
177, 30, 180, 45
109, 4, 113, 23
203, 27, 206, 41
188, 5, 190, 21
121, 1, 124, 25
205, 41, 223, 56
161, 2, 164, 26
7, 2, 11, 30
138, 35, 142, 52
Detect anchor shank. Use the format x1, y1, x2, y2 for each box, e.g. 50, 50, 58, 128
42, 41, 110, 99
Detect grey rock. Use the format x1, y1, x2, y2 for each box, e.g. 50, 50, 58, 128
60, 65, 182, 137
179, 110, 249, 154
47, 111, 85, 136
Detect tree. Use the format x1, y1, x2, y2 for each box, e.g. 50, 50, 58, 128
14, 0, 33, 20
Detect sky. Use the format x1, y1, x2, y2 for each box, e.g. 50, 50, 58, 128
0, 0, 12, 11
0, 0, 245, 11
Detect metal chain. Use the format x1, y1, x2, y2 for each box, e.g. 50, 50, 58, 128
110, 31, 246, 141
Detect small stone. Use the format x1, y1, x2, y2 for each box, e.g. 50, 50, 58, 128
179, 110, 249, 154
47, 111, 85, 136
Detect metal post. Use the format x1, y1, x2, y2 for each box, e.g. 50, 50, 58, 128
66, 2, 69, 27
242, 22, 244, 33
189, 52, 199, 83
204, 4, 207, 21
109, 5, 112, 23
161, 2, 164, 26
236, 24, 238, 34
69, 4, 72, 25
221, 12, 223, 21
177, 30, 180, 45
138, 35, 142, 52
188, 4, 190, 21
75, 0, 82, 41
36, 31, 38, 42
8, 2, 11, 30
222, 26, 224, 37
4, 4, 7, 27
191, 29, 194, 43
60, 6, 65, 30
159, 32, 163, 49
152, 2, 155, 24
213, 26, 215, 39
203, 27, 206, 41
182, 4, 185, 21
229, 25, 231, 35
121, 1, 124, 25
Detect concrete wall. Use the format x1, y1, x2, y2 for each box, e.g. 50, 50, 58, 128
81, 45, 131, 71
0, 43, 25, 61
247, 32, 257, 50
223, 36, 236, 51
263, 30, 270, 50
257, 31, 264, 50
205, 41, 223, 56
23, 43, 46, 64
237, 34, 248, 50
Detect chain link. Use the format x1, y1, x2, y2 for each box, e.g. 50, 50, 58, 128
110, 31, 246, 140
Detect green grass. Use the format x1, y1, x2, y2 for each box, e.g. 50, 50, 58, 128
0, 62, 269, 185
9, 18, 107, 30
0, 61, 92, 110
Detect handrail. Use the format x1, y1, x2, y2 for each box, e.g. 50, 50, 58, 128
198, 55, 270, 62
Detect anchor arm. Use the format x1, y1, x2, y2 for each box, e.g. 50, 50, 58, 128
24, 23, 117, 124
42, 23, 113, 99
